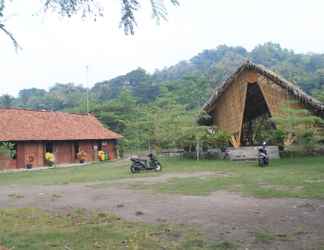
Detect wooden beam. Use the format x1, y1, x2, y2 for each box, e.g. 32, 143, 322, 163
230, 134, 240, 148
238, 82, 248, 147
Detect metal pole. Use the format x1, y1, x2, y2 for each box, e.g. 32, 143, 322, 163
86, 65, 89, 114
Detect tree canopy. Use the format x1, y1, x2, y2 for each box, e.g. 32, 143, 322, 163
2, 43, 324, 153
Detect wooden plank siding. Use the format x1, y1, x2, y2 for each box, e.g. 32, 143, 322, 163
55, 142, 74, 164
105, 142, 117, 160
16, 143, 25, 169
20, 142, 44, 168
6, 140, 119, 169
79, 141, 96, 162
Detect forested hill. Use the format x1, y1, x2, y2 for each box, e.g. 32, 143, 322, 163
2, 42, 324, 112
92, 42, 324, 105
152, 42, 324, 92
2, 42, 324, 151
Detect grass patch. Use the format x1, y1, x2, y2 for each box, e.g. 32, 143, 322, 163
254, 231, 291, 244
254, 231, 275, 243
0, 156, 324, 199
8, 193, 24, 199
0, 161, 131, 186
0, 208, 231, 250
131, 157, 324, 199
208, 241, 237, 249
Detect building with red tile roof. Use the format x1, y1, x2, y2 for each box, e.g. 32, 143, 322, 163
0, 108, 122, 169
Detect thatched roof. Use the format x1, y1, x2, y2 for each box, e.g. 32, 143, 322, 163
203, 62, 324, 114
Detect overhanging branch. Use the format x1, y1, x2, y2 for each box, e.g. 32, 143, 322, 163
0, 23, 21, 51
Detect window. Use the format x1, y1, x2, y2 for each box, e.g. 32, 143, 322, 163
45, 142, 54, 153
97, 142, 103, 151
10, 143, 17, 159
0, 142, 16, 160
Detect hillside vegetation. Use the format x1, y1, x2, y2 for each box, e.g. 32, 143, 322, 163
2, 42, 324, 152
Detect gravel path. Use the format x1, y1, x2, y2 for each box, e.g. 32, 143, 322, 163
1, 172, 324, 250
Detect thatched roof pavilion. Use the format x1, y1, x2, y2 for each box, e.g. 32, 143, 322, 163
203, 62, 324, 147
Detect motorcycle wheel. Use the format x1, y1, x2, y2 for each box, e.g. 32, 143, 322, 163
130, 165, 140, 174
154, 163, 162, 172
258, 159, 264, 167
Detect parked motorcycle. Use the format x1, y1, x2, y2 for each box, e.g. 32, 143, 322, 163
130, 153, 162, 173
258, 142, 269, 167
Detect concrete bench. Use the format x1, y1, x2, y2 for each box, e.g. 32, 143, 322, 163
226, 146, 280, 161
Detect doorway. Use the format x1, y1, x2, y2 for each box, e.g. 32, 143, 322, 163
241, 82, 275, 145
45, 142, 54, 153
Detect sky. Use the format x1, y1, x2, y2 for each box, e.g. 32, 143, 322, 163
1, 0, 324, 96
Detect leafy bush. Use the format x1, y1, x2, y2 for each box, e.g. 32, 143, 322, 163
0, 143, 12, 158
203, 128, 231, 149
273, 101, 324, 153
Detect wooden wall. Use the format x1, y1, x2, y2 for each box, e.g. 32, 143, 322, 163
1, 139, 119, 170
78, 141, 118, 161
79, 141, 96, 162
16, 142, 44, 168
0, 155, 16, 170
104, 142, 117, 160
55, 142, 74, 164
16, 143, 25, 168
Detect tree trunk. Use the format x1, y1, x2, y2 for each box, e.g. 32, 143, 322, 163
196, 139, 200, 161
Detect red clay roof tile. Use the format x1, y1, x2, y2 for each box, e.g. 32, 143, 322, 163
0, 108, 122, 141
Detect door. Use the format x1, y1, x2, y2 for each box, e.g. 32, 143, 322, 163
55, 142, 73, 164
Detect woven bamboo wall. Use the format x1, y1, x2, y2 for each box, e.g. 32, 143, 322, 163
210, 68, 313, 147
212, 72, 252, 135
258, 74, 304, 117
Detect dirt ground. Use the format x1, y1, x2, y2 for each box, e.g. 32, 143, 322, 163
1, 172, 324, 250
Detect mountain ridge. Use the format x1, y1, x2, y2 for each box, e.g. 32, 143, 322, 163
1, 42, 324, 110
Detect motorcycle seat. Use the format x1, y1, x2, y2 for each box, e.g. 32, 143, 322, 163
131, 157, 149, 161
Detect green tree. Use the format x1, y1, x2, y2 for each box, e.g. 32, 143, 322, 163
90, 89, 141, 154
48, 83, 88, 111
162, 75, 211, 109
17, 88, 49, 109
139, 90, 187, 150
272, 101, 324, 152
313, 87, 324, 102
0, 94, 15, 108
177, 113, 207, 160
0, 143, 10, 158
